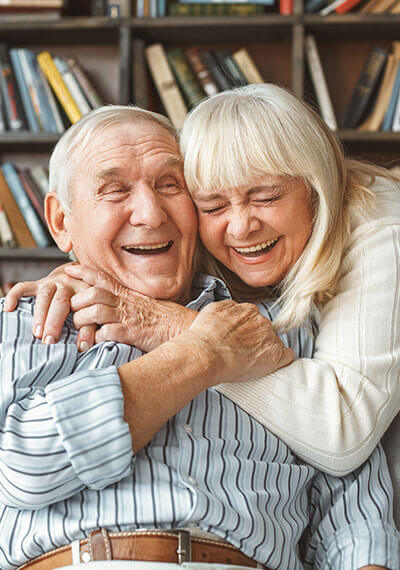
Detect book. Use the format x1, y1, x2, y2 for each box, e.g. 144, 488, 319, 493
29, 164, 49, 198
168, 2, 264, 14
335, 0, 363, 11
132, 38, 148, 108
167, 48, 205, 109
9, 48, 40, 133
305, 35, 337, 131
0, 199, 17, 247
0, 168, 36, 247
66, 57, 103, 109
389, 70, 400, 131
232, 48, 264, 84
37, 51, 82, 124
1, 162, 51, 247
106, 0, 131, 16
0, 89, 5, 132
279, 0, 294, 13
184, 47, 219, 97
91, 0, 107, 15
18, 169, 46, 227
0, 44, 26, 132
0, 0, 63, 6
145, 43, 188, 129
18, 48, 46, 132
38, 61, 65, 133
304, 0, 328, 11
53, 56, 91, 116
201, 51, 233, 91
340, 46, 388, 129
215, 51, 249, 88
359, 47, 399, 131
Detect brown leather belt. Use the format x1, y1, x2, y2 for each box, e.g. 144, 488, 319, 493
19, 529, 263, 569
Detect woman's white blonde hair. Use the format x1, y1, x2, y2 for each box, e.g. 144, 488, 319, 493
49, 105, 177, 213
180, 83, 397, 331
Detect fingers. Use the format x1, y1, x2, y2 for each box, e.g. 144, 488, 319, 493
70, 287, 119, 312
37, 284, 74, 344
76, 325, 97, 352
3, 281, 38, 311
73, 303, 120, 330
65, 264, 123, 295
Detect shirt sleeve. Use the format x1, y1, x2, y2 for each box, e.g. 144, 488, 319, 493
217, 221, 400, 475
0, 300, 133, 510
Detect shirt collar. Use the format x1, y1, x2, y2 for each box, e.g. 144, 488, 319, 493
187, 274, 232, 310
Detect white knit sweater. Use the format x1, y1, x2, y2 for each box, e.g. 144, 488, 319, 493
217, 177, 400, 476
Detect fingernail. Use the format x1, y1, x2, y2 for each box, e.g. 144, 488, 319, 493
44, 335, 55, 345
79, 341, 90, 352
34, 325, 42, 338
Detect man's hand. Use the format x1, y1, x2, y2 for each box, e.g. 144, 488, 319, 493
184, 300, 294, 386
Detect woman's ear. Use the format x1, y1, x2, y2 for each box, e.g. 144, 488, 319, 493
45, 192, 73, 253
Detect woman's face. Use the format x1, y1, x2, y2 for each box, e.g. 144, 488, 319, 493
192, 174, 314, 288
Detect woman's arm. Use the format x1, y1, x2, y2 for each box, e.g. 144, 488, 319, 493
217, 222, 400, 475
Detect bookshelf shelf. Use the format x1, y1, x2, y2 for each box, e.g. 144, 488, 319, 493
0, 6, 398, 286
0, 247, 68, 260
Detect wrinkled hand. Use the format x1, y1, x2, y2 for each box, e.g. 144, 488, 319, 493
66, 265, 197, 352
3, 263, 94, 350
184, 300, 294, 386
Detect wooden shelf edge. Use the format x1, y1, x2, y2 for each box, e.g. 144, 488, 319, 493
0, 248, 68, 260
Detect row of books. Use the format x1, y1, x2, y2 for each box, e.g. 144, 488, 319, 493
145, 43, 264, 128
306, 37, 400, 132
0, 162, 54, 248
305, 0, 400, 14
0, 45, 103, 134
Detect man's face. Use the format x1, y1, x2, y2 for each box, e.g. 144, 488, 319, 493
61, 120, 198, 303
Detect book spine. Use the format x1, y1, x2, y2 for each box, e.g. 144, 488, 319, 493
0, 168, 37, 247
18, 169, 47, 226
9, 48, 40, 133
53, 56, 91, 116
67, 57, 103, 109
279, 0, 294, 13
304, 0, 328, 11
215, 51, 248, 88
335, 0, 362, 12
168, 3, 264, 14
232, 48, 264, 84
37, 51, 82, 124
37, 62, 65, 133
0, 43, 26, 131
184, 47, 219, 97
29, 165, 49, 198
19, 48, 45, 132
340, 46, 388, 129
1, 162, 51, 247
145, 43, 187, 129
305, 35, 338, 130
0, 89, 5, 132
167, 49, 205, 109
0, 199, 17, 247
201, 51, 232, 91
389, 74, 400, 131
132, 38, 148, 108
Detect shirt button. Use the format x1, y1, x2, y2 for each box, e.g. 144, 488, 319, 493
81, 552, 91, 563
188, 476, 197, 486
183, 424, 192, 434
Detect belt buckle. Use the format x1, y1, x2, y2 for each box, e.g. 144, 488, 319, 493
174, 529, 192, 564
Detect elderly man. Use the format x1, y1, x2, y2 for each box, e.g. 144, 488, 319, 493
0, 106, 397, 570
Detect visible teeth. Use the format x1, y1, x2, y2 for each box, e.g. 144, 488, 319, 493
234, 239, 278, 254
124, 241, 169, 251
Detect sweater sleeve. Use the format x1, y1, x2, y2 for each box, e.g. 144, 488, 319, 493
217, 220, 400, 476
0, 300, 133, 509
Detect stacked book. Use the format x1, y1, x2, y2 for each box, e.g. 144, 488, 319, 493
305, 0, 400, 13
305, 36, 400, 132
145, 43, 264, 128
0, 161, 54, 248
0, 0, 64, 18
0, 45, 103, 135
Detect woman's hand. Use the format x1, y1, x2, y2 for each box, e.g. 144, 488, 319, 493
65, 265, 197, 352
186, 300, 294, 385
3, 263, 95, 351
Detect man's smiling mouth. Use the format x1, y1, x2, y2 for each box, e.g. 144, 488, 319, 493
232, 237, 279, 256
122, 241, 173, 255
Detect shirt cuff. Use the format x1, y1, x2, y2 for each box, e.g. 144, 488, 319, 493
45, 366, 133, 489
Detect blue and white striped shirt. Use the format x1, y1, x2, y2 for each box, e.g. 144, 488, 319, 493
0, 275, 398, 569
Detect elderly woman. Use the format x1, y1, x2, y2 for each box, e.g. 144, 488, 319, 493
6, 84, 400, 478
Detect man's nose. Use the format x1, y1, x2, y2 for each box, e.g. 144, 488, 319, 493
128, 185, 168, 228
227, 208, 261, 240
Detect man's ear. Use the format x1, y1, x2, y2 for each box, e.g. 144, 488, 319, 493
45, 192, 73, 253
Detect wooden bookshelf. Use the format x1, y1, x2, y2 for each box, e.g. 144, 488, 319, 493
0, 5, 399, 284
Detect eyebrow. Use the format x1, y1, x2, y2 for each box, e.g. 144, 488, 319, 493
94, 167, 122, 184
193, 184, 280, 201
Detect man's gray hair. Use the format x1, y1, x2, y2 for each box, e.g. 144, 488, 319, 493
49, 105, 177, 213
